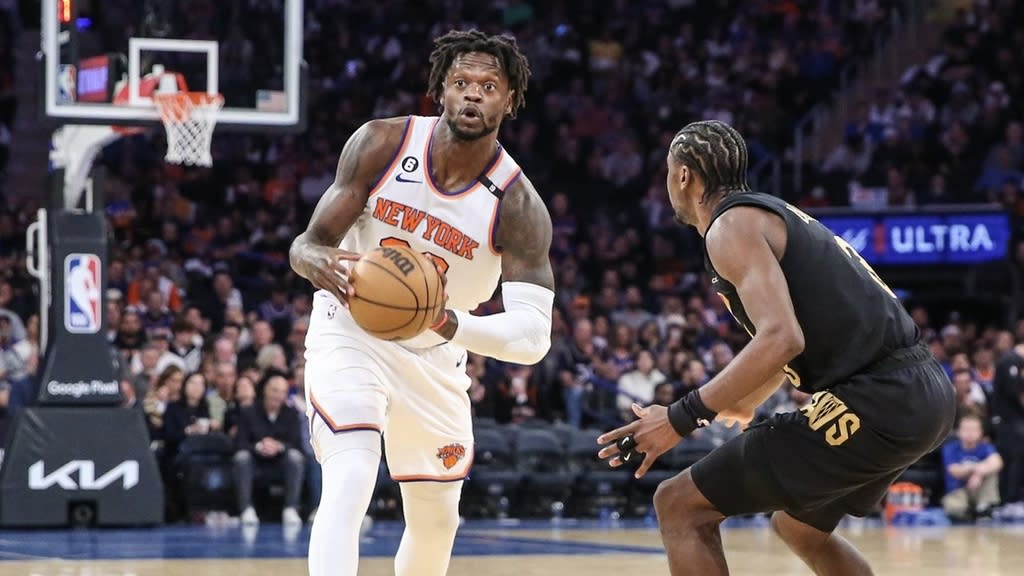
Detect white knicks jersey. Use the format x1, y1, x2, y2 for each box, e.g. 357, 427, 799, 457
338, 115, 522, 348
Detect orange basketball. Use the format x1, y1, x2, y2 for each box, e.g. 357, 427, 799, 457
348, 245, 444, 341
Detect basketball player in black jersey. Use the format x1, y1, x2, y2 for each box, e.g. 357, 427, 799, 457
598, 120, 956, 575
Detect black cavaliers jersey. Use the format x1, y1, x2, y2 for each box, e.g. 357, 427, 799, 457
704, 193, 919, 392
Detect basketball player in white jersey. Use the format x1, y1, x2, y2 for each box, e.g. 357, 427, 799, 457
289, 30, 554, 576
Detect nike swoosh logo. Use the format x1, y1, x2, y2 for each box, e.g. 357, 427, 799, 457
711, 277, 719, 283
395, 174, 422, 184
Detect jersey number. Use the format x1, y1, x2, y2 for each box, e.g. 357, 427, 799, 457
380, 237, 450, 274
788, 203, 897, 299
782, 365, 802, 388
832, 236, 897, 299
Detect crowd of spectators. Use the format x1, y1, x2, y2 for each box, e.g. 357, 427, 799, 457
0, 0, 1022, 522
0, 0, 18, 185
811, 0, 1024, 218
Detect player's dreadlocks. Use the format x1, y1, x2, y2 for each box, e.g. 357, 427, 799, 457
670, 120, 752, 203
427, 30, 530, 118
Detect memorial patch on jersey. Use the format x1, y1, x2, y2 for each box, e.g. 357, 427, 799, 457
372, 198, 481, 259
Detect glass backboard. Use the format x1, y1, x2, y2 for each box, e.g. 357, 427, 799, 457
42, 0, 305, 131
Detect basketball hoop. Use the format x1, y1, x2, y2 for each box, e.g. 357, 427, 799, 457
153, 92, 224, 167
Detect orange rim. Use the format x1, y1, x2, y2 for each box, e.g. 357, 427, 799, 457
153, 92, 224, 123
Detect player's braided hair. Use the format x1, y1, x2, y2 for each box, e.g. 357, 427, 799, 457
427, 29, 530, 119
670, 120, 752, 203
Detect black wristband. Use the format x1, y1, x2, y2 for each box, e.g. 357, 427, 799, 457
667, 390, 718, 437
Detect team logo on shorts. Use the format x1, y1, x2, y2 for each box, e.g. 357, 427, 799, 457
436, 443, 466, 470
326, 304, 337, 319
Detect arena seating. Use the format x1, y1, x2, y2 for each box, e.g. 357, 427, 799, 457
0, 0, 1020, 524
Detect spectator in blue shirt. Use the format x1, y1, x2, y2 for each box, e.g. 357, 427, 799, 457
942, 412, 1003, 520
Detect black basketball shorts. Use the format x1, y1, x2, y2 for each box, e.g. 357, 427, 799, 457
690, 346, 956, 533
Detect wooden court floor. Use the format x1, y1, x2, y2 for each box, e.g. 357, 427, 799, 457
0, 521, 1022, 575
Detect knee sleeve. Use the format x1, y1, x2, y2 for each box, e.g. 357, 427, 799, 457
394, 481, 463, 576
307, 430, 381, 576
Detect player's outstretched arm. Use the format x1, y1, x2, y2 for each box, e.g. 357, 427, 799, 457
717, 372, 788, 428
598, 207, 803, 478
690, 207, 805, 416
432, 174, 555, 365
289, 118, 406, 305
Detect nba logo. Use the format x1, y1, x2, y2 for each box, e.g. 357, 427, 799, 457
58, 65, 77, 104
65, 253, 101, 334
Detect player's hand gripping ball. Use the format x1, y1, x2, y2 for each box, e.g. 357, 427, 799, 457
348, 246, 444, 341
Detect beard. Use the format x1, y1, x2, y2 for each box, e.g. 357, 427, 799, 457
445, 111, 495, 141
673, 211, 692, 227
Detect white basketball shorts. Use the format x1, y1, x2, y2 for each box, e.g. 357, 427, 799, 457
304, 291, 473, 482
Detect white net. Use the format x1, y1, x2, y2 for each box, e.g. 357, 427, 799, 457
153, 92, 224, 166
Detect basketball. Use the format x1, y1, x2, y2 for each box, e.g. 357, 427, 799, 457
348, 245, 444, 341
